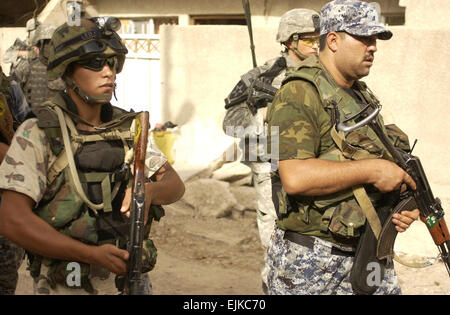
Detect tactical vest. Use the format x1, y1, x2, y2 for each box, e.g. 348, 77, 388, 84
274, 57, 399, 245
29, 93, 163, 292
23, 58, 50, 108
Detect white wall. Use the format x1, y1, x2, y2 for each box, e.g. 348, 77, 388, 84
363, 27, 450, 194
159, 25, 281, 169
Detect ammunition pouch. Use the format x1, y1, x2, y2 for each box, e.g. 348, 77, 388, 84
321, 198, 366, 240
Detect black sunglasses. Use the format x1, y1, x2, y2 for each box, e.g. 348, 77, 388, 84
76, 56, 119, 71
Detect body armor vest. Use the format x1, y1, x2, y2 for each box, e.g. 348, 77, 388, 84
23, 58, 51, 108
28, 93, 162, 291
274, 56, 398, 244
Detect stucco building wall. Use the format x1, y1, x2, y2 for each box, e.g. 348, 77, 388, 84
159, 23, 450, 196
0, 0, 448, 195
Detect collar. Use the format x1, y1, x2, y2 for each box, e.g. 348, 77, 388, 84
282, 52, 303, 69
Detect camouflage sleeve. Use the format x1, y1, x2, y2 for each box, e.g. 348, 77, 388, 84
267, 79, 325, 160
0, 118, 50, 203
2, 47, 19, 64
145, 135, 168, 179
11, 59, 30, 86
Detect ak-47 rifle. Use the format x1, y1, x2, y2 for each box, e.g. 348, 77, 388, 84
337, 104, 450, 276
370, 120, 450, 275
124, 111, 150, 294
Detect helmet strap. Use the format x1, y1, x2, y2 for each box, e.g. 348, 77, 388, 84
287, 34, 309, 61
64, 75, 112, 105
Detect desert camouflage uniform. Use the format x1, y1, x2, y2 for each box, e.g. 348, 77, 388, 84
223, 53, 300, 290
0, 102, 167, 295
223, 52, 300, 246
223, 8, 320, 293
3, 40, 31, 81
0, 68, 29, 295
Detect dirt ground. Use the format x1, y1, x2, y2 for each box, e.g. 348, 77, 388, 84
15, 195, 450, 295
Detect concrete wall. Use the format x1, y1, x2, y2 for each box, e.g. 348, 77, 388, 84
160, 23, 450, 197
159, 25, 281, 169
401, 0, 450, 28
94, 0, 404, 26
363, 27, 450, 194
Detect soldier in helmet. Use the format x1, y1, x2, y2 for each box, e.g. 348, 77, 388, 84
3, 18, 40, 80
0, 17, 185, 295
222, 8, 320, 293
266, 0, 419, 295
12, 23, 64, 109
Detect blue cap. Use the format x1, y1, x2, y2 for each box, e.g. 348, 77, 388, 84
320, 0, 392, 40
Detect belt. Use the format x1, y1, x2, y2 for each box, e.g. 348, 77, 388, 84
283, 231, 355, 257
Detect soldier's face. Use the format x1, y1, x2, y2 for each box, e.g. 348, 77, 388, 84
71, 62, 116, 102
335, 32, 377, 80
296, 32, 320, 56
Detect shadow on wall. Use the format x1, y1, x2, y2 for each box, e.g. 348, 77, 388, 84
160, 26, 196, 126
174, 101, 196, 126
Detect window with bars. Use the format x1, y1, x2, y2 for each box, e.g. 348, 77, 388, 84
119, 17, 178, 34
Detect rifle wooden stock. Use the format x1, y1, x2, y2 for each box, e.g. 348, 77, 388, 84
420, 216, 450, 246
125, 111, 150, 295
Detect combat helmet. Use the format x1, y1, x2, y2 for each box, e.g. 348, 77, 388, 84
25, 18, 41, 45
276, 8, 320, 60
26, 18, 41, 32
32, 24, 57, 65
47, 17, 128, 104
32, 24, 56, 46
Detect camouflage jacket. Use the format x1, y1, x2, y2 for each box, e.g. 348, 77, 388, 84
267, 55, 403, 246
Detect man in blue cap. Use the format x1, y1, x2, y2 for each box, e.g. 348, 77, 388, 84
266, 0, 419, 295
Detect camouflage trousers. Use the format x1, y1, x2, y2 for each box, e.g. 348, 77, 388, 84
251, 165, 277, 291
33, 263, 153, 295
267, 228, 402, 295
0, 235, 25, 295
